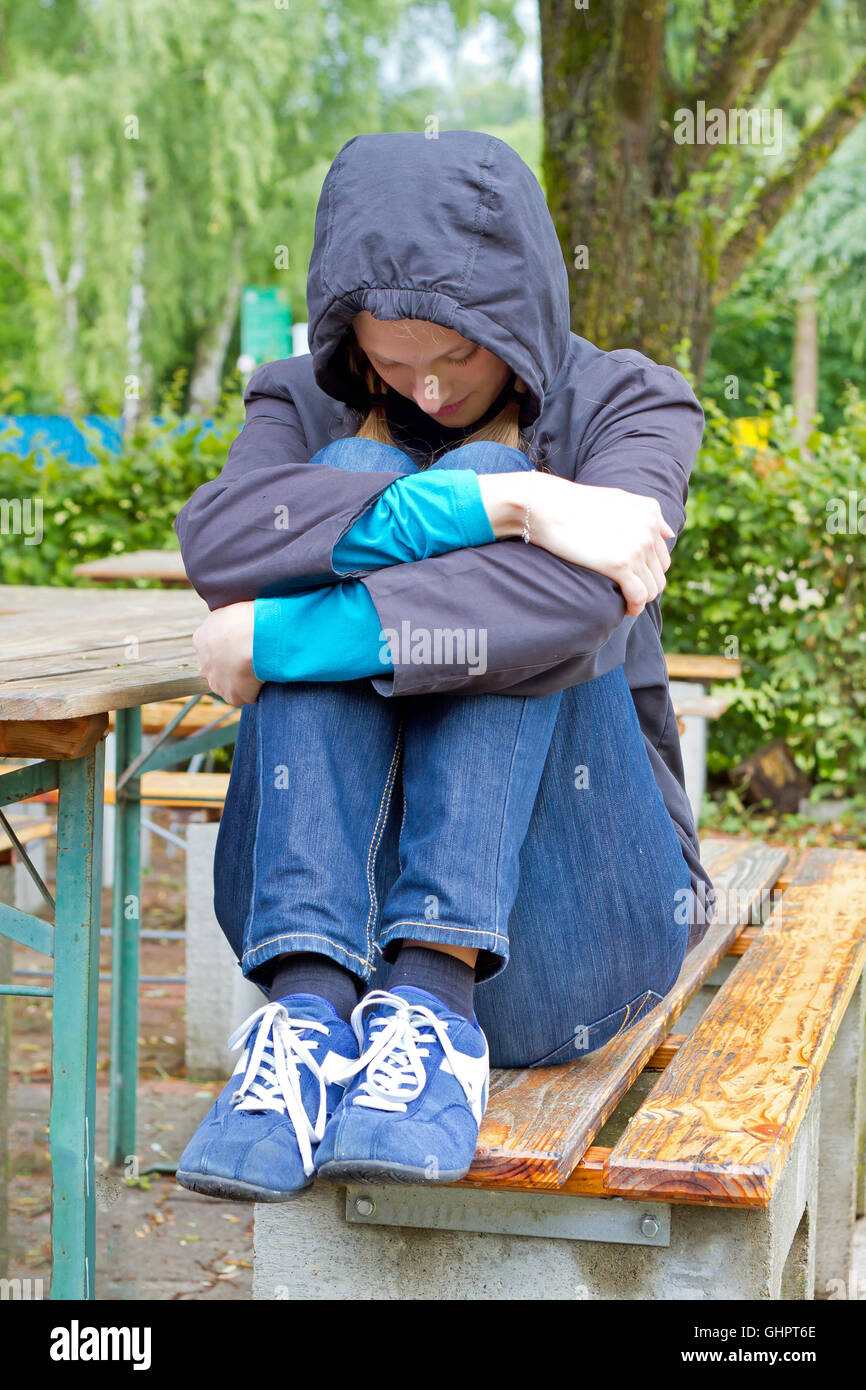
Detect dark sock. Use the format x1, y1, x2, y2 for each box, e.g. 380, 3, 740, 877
387, 945, 476, 1019
267, 953, 363, 1024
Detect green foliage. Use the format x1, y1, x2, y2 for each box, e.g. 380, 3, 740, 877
0, 378, 244, 586
664, 374, 866, 793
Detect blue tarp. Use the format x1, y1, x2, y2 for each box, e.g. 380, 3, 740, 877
0, 415, 231, 466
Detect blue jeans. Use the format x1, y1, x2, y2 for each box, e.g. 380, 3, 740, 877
213, 436, 693, 1067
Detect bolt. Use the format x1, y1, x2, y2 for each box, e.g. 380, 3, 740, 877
354, 1196, 375, 1217
640, 1213, 660, 1238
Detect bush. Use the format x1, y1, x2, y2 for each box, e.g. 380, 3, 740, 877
663, 377, 866, 794
0, 389, 244, 587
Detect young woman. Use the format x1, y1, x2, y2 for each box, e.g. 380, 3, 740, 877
173, 130, 716, 1201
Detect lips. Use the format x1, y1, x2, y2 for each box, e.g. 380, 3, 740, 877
434, 395, 469, 417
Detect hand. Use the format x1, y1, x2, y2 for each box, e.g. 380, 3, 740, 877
479, 472, 674, 616
192, 602, 262, 706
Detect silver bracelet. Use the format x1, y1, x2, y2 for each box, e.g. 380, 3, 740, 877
521, 485, 531, 544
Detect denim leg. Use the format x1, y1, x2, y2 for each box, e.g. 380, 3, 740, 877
307, 436, 419, 474
374, 441, 564, 977
378, 687, 562, 979
213, 436, 416, 989
402, 443, 692, 1062
473, 664, 693, 1067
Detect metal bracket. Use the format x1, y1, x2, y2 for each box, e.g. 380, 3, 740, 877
345, 1184, 671, 1246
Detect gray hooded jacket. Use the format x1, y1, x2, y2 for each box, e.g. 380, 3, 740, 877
175, 130, 716, 939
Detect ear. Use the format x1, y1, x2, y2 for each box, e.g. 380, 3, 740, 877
514, 376, 528, 394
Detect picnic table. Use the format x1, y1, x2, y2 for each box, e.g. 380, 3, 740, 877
72, 549, 191, 586
0, 584, 239, 1299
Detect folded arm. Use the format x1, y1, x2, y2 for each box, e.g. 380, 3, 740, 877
185, 355, 704, 701
362, 357, 705, 697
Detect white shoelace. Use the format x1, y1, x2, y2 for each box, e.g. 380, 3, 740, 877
227, 1002, 337, 1177
330, 989, 480, 1114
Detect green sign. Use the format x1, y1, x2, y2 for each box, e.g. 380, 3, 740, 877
241, 286, 293, 364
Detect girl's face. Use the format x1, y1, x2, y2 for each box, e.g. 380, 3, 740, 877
352, 312, 513, 427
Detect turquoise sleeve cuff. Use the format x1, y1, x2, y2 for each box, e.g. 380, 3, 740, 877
332, 468, 494, 572
253, 585, 392, 682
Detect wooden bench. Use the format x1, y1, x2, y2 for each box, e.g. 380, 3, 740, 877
251, 840, 866, 1301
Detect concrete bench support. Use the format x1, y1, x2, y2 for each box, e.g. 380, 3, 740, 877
252, 1081, 821, 1301
814, 970, 866, 1295
668, 679, 708, 826
184, 821, 263, 1079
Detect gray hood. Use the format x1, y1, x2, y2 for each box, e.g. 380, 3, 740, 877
306, 130, 571, 429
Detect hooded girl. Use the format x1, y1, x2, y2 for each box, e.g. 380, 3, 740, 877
174, 130, 716, 1199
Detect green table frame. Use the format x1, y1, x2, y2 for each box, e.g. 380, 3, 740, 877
0, 693, 238, 1299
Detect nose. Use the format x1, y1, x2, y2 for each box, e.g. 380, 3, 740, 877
412, 374, 449, 414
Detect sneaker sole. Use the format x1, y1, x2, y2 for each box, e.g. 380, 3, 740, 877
316, 1158, 470, 1185
175, 1169, 312, 1203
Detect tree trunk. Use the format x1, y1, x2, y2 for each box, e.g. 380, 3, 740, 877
124, 169, 148, 431
792, 279, 819, 447
188, 237, 245, 416
538, 1, 866, 381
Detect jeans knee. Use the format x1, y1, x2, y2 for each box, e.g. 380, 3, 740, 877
430, 440, 533, 475
307, 435, 416, 475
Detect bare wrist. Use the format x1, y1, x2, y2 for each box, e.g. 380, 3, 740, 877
477, 471, 536, 540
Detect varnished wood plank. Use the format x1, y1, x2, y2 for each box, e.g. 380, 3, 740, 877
644, 1034, 686, 1069
604, 848, 866, 1208
727, 926, 759, 956
664, 654, 742, 680
457, 839, 789, 1190
0, 713, 108, 759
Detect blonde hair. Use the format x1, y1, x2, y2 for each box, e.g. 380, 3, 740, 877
344, 331, 539, 466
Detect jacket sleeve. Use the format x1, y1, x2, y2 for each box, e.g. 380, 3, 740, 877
174, 360, 408, 610
362, 356, 705, 699
251, 469, 495, 683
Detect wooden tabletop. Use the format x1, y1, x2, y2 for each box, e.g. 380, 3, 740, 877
72, 549, 191, 585
0, 585, 209, 721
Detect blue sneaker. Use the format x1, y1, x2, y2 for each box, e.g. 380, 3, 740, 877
176, 995, 358, 1202
315, 986, 489, 1184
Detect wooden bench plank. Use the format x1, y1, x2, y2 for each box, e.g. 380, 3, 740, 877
107, 698, 240, 736
31, 771, 230, 808
457, 839, 788, 1190
73, 550, 189, 584
664, 654, 742, 680
604, 847, 866, 1208
105, 771, 230, 807
672, 694, 733, 719
0, 816, 53, 864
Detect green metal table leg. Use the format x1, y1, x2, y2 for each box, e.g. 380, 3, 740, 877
109, 705, 142, 1169
49, 740, 105, 1300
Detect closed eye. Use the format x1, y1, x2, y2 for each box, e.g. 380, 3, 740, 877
448, 347, 480, 367
370, 345, 480, 370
